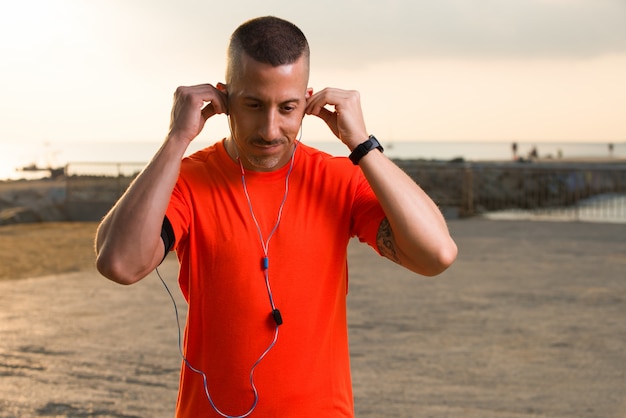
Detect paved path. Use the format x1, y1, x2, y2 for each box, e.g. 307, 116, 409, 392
1, 219, 625, 417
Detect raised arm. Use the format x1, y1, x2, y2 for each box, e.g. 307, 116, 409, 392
95, 83, 228, 284
305, 88, 457, 276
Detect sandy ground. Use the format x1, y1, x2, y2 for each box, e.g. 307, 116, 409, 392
0, 222, 98, 280
0, 219, 625, 417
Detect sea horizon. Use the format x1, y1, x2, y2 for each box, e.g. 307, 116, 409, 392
2, 139, 625, 181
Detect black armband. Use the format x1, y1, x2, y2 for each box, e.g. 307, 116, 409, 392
160, 216, 175, 262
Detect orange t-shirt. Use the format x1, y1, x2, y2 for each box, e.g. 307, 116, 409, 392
166, 140, 385, 417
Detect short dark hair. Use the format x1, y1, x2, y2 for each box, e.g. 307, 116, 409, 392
226, 16, 310, 84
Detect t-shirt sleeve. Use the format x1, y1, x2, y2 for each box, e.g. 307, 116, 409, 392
350, 170, 386, 254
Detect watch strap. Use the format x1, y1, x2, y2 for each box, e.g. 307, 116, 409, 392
349, 135, 384, 165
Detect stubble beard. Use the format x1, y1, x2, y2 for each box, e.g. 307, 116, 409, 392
241, 137, 295, 171
244, 152, 284, 171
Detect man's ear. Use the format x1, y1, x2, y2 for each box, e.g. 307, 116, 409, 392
305, 88, 313, 99
216, 82, 229, 115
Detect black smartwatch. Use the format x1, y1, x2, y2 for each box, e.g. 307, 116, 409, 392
349, 135, 384, 165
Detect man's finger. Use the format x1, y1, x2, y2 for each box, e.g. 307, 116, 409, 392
201, 102, 216, 120
316, 107, 336, 124
315, 107, 339, 138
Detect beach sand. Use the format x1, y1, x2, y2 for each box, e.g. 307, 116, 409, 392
0, 219, 625, 417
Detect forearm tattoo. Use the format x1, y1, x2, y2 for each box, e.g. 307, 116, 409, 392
376, 218, 401, 264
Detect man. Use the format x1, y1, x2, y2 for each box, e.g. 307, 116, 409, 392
96, 16, 457, 417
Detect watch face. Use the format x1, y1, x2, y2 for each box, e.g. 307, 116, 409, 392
369, 136, 383, 151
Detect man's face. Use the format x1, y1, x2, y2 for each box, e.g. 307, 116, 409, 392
226, 53, 309, 172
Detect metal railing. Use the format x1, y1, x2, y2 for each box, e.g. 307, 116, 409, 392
395, 160, 626, 223
63, 160, 626, 223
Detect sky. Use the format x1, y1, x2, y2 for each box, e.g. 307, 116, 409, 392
1, 0, 625, 160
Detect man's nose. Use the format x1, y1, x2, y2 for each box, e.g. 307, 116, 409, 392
259, 109, 281, 141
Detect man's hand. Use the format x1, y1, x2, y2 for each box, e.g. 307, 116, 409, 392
168, 83, 229, 145
305, 88, 369, 150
